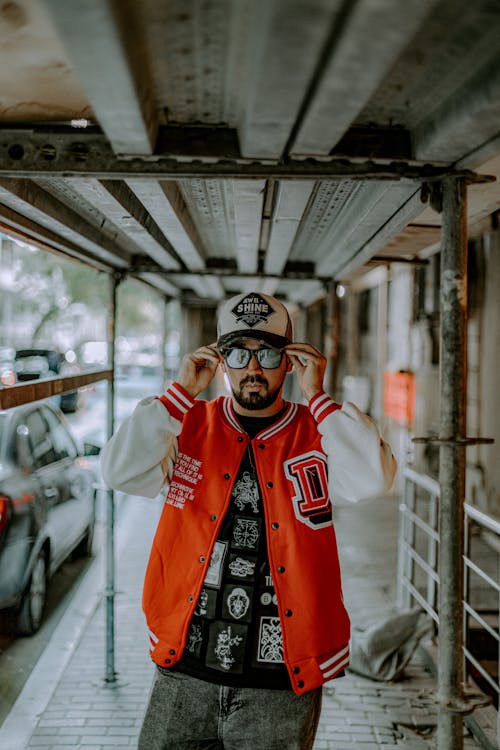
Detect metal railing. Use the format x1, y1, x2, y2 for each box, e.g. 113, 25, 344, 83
397, 466, 500, 710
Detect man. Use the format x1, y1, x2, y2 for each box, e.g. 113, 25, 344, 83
101, 291, 396, 750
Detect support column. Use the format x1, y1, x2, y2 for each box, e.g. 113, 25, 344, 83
324, 281, 340, 400
437, 176, 467, 749
105, 273, 118, 684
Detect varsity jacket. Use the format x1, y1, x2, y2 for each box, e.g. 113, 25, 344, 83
101, 383, 396, 695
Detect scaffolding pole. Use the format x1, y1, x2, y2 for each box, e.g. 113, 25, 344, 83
437, 176, 467, 749
104, 274, 118, 684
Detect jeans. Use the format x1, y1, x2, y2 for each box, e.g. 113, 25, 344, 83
138, 667, 322, 750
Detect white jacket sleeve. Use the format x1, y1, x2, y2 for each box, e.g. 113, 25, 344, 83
100, 395, 183, 498
309, 393, 397, 503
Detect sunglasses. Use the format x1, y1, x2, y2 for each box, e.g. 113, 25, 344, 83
222, 346, 284, 369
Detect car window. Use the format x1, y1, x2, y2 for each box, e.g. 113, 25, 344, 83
43, 408, 78, 460
23, 409, 58, 469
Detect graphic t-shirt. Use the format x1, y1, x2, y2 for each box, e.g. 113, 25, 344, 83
174, 409, 291, 689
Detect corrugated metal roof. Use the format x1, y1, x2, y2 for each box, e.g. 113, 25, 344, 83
0, 0, 499, 305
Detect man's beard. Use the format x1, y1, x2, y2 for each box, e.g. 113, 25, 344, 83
232, 375, 281, 411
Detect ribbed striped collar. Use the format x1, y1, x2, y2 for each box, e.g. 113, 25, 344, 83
221, 397, 298, 440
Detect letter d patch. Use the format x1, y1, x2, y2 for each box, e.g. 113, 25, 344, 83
284, 451, 332, 529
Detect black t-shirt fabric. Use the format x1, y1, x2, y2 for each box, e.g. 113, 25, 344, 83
174, 408, 291, 689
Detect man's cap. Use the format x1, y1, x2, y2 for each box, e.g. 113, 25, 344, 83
217, 291, 293, 350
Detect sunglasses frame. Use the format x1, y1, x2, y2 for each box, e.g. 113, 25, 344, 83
221, 345, 285, 370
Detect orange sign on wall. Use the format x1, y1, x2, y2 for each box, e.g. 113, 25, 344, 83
383, 371, 416, 425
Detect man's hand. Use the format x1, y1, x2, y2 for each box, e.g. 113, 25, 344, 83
177, 343, 222, 398
285, 342, 327, 402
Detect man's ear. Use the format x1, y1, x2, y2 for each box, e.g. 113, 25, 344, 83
285, 355, 293, 373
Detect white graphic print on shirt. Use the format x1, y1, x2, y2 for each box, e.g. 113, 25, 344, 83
232, 517, 260, 549
232, 471, 259, 513
214, 625, 243, 670
204, 540, 227, 588
257, 616, 284, 663
227, 587, 250, 620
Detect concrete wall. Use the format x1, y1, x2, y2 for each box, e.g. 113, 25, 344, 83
339, 229, 500, 517
476, 231, 500, 515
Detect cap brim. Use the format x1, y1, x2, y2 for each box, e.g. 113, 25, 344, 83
217, 330, 290, 350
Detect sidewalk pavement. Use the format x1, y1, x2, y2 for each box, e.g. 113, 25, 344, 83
0, 494, 483, 750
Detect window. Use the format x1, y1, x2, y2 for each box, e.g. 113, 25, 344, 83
43, 408, 77, 460
24, 409, 57, 469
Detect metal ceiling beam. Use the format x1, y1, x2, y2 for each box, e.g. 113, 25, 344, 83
264, 182, 315, 275
0, 126, 491, 180
0, 177, 132, 267
0, 204, 119, 272
415, 53, 500, 167
134, 273, 180, 299
237, 0, 340, 159
100, 180, 185, 270
126, 179, 206, 270
43, 0, 158, 155
328, 188, 424, 279
231, 180, 267, 274
289, 0, 438, 156
130, 258, 326, 282
36, 176, 144, 258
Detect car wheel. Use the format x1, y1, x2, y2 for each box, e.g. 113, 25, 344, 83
17, 549, 47, 635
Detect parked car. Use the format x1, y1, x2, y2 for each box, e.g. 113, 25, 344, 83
0, 402, 99, 635
15, 349, 82, 413
0, 347, 17, 387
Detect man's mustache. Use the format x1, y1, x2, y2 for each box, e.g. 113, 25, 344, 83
241, 375, 268, 386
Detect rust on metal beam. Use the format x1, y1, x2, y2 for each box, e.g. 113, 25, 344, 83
0, 127, 495, 182
0, 370, 112, 411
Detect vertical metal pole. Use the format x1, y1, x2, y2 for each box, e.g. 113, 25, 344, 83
161, 297, 169, 387
324, 281, 339, 399
437, 176, 467, 749
105, 274, 118, 683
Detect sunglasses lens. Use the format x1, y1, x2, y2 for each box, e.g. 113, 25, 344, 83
224, 347, 283, 369
257, 348, 283, 368
225, 348, 251, 368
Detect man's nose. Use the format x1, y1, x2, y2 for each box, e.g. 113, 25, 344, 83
247, 352, 263, 371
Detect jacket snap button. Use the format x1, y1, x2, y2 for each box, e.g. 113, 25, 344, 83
237, 436, 244, 442
188, 596, 194, 603
293, 666, 300, 674
165, 658, 171, 664
258, 443, 265, 450
266, 481, 273, 488
169, 649, 176, 655
210, 514, 217, 521
278, 566, 285, 573
199, 555, 205, 563
285, 609, 293, 617
297, 680, 304, 688
224, 473, 230, 480
271, 522, 279, 530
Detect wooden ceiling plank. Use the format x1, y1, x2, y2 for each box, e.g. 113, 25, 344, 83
44, 0, 157, 155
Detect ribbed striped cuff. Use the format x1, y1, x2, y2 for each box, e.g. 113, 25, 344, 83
309, 391, 341, 424
319, 643, 350, 681
158, 382, 195, 421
